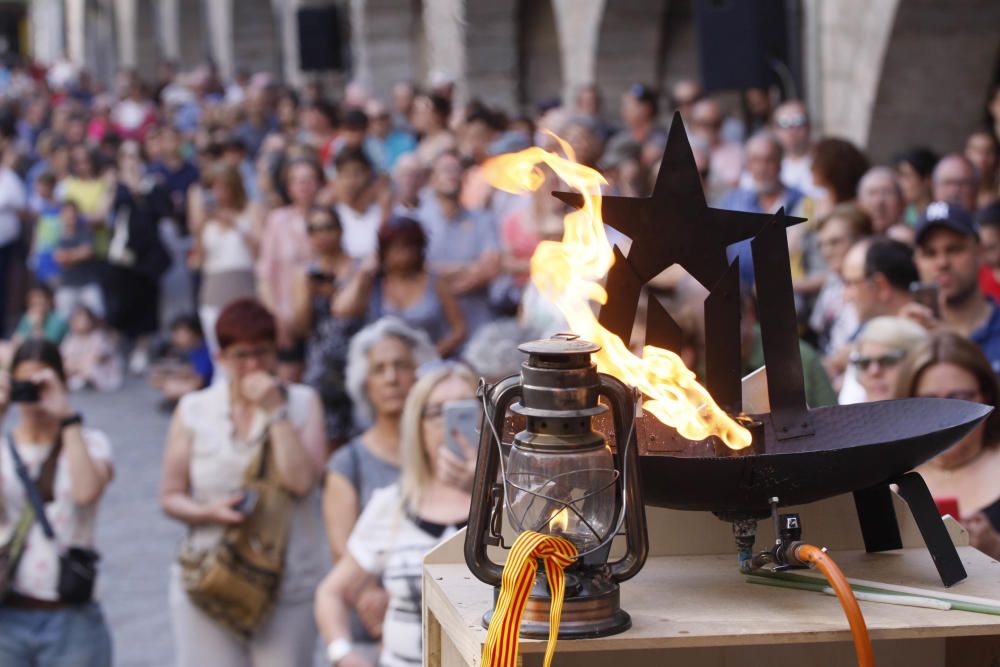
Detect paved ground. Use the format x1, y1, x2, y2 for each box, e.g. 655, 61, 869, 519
77, 377, 181, 667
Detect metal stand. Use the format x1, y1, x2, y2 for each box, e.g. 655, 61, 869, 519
853, 472, 967, 587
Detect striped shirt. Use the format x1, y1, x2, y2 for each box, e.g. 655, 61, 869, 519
347, 485, 462, 667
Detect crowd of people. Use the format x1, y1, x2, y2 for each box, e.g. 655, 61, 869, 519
0, 55, 999, 665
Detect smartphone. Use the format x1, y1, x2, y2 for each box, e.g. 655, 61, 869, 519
9, 380, 41, 404
910, 281, 940, 319
233, 490, 259, 516
443, 399, 481, 461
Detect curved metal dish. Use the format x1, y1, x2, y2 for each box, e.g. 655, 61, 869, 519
637, 398, 992, 517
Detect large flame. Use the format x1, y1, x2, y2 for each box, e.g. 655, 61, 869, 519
483, 137, 751, 450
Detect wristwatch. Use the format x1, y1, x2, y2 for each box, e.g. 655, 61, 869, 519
59, 413, 84, 430
326, 638, 353, 665
266, 404, 290, 427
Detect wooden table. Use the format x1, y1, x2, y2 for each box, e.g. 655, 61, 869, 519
423, 494, 1000, 666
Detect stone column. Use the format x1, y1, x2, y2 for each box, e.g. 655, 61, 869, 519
205, 0, 235, 80
30, 0, 65, 65
158, 0, 180, 62
275, 0, 303, 88
113, 0, 137, 68
552, 0, 605, 105
64, 0, 86, 66
422, 0, 466, 100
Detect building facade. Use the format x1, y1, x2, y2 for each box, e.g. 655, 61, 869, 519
25, 0, 1000, 161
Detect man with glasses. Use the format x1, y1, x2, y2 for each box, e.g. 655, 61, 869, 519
840, 238, 919, 402
843, 238, 919, 323
772, 99, 818, 197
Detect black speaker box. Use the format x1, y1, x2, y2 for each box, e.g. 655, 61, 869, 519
695, 0, 788, 92
297, 6, 345, 72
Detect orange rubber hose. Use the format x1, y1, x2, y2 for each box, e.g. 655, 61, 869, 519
796, 544, 876, 667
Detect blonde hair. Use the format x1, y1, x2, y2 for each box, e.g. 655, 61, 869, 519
399, 363, 478, 509
855, 316, 927, 352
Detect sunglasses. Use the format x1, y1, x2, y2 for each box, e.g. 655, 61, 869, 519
775, 115, 808, 129
308, 222, 340, 234
849, 350, 906, 372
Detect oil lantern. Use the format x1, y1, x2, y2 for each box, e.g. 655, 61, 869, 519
465, 334, 649, 638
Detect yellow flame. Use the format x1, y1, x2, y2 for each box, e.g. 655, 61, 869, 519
483, 136, 751, 450
549, 507, 569, 534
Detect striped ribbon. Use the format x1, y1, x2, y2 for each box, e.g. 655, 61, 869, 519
482, 530, 578, 667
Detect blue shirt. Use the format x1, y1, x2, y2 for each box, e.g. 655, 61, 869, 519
972, 301, 1000, 376
718, 185, 804, 288
416, 196, 499, 341
186, 343, 214, 387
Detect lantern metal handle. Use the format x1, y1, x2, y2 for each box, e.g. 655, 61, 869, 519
598, 373, 649, 582
464, 375, 521, 586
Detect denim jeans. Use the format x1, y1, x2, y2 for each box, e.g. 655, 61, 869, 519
0, 603, 112, 667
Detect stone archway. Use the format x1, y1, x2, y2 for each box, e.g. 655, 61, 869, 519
866, 0, 1000, 161
809, 0, 1000, 162
518, 0, 563, 110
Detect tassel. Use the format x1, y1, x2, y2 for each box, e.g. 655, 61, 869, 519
482, 531, 577, 667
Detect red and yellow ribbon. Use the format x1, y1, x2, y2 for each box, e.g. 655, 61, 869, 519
482, 531, 578, 667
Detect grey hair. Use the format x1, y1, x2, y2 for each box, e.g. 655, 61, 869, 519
345, 316, 439, 425
462, 318, 533, 383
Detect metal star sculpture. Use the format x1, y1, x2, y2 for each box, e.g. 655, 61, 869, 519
554, 112, 811, 436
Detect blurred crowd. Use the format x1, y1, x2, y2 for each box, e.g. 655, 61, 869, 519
0, 56, 1000, 666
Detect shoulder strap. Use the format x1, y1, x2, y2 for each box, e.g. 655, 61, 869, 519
37, 434, 64, 504
5, 435, 56, 540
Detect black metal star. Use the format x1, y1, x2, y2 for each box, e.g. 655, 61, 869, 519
552, 111, 810, 426
553, 111, 805, 290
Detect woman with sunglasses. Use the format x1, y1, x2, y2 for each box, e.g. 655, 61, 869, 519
850, 316, 928, 402
159, 299, 327, 665
292, 206, 361, 451
895, 331, 1000, 560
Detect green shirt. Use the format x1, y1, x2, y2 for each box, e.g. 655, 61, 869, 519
14, 312, 69, 344
743, 324, 838, 408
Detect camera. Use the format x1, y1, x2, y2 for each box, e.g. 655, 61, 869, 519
10, 380, 41, 404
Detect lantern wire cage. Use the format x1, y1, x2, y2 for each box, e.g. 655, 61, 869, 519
478, 380, 637, 561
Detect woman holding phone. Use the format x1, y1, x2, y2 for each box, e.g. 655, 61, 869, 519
159, 299, 327, 666
315, 363, 478, 667
0, 339, 114, 666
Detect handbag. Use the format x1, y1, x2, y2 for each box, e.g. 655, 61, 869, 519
178, 433, 295, 637
0, 509, 38, 600
4, 434, 100, 604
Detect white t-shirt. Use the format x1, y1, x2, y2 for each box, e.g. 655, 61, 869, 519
0, 167, 26, 247
201, 215, 256, 274
347, 485, 461, 667
0, 428, 112, 600
335, 202, 381, 259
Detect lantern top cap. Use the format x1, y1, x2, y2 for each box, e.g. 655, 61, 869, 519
518, 333, 601, 356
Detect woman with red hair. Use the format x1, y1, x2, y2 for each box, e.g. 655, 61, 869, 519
159, 298, 327, 665
334, 216, 466, 357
